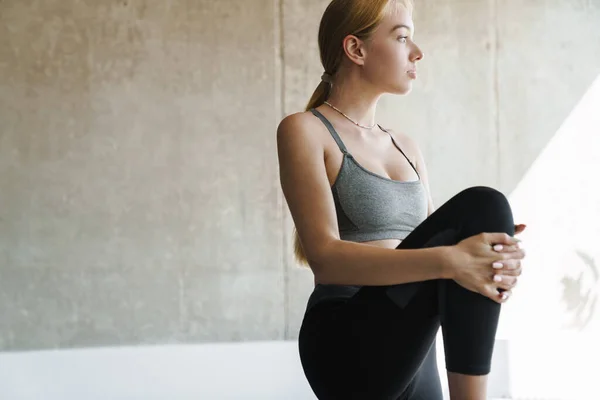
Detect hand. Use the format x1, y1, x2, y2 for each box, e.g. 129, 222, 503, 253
488, 223, 526, 294
445, 232, 526, 304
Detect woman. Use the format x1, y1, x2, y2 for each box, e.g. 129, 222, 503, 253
276, 0, 527, 399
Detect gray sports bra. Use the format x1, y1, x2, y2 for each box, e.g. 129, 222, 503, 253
305, 108, 429, 311
311, 108, 428, 242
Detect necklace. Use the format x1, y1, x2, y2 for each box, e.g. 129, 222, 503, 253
324, 101, 377, 130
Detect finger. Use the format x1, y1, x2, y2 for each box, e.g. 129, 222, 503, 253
492, 256, 523, 270
499, 266, 522, 277
486, 286, 512, 303
485, 232, 519, 246
491, 259, 523, 276
486, 235, 522, 253
494, 275, 518, 290
484, 286, 504, 304
495, 244, 519, 253
497, 258, 523, 271
498, 289, 512, 303
499, 249, 526, 261
493, 241, 525, 253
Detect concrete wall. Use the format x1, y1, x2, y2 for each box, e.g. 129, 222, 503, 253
1, 0, 599, 351
0, 0, 284, 350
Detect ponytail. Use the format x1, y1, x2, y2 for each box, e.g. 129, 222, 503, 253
306, 77, 333, 111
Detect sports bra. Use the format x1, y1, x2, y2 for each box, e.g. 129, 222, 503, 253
311, 108, 428, 243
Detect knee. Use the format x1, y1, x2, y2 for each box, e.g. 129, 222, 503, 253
458, 185, 504, 198
457, 186, 510, 211
455, 186, 514, 234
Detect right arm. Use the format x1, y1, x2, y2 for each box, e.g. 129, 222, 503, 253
277, 113, 452, 286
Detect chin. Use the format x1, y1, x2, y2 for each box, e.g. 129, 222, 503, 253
390, 83, 412, 96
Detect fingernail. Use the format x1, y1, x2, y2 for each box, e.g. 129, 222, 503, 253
501, 293, 508, 300
493, 275, 502, 282
493, 244, 503, 251
493, 262, 503, 269
517, 241, 524, 249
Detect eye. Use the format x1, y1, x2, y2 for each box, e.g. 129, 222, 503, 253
398, 36, 408, 43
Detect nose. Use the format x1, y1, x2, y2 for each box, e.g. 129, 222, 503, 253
411, 45, 424, 62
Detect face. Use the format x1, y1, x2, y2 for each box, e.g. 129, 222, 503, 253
363, 4, 423, 95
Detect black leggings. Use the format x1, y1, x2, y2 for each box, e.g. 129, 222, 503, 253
298, 186, 515, 400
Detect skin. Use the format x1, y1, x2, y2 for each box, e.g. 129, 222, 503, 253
277, 3, 527, 399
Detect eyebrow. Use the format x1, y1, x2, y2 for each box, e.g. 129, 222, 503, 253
391, 24, 412, 33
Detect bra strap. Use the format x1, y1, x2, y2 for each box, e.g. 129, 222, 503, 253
379, 125, 420, 178
310, 108, 350, 155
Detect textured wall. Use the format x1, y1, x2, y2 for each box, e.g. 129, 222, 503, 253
1, 0, 599, 351
0, 0, 284, 350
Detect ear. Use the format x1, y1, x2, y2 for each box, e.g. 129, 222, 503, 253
342, 35, 367, 67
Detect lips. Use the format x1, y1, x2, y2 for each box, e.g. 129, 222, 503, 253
407, 70, 417, 79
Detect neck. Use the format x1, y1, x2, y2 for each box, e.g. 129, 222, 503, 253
325, 71, 382, 128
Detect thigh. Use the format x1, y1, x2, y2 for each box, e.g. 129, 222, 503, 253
398, 185, 510, 251
330, 281, 442, 399
400, 343, 444, 400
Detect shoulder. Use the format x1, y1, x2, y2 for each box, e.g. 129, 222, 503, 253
277, 110, 326, 155
277, 111, 321, 139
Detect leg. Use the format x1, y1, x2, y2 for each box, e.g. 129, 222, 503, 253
299, 227, 453, 399
299, 276, 444, 399
392, 186, 514, 398
298, 186, 514, 399
401, 343, 444, 400
299, 232, 468, 399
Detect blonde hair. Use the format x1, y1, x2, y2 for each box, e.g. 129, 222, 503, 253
293, 0, 414, 265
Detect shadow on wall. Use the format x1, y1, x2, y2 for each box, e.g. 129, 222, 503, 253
561, 250, 598, 331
